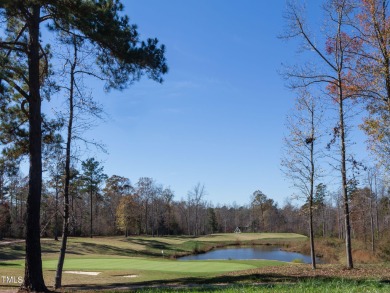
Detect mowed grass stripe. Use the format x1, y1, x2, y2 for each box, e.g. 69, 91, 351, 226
42, 258, 259, 273
197, 233, 307, 242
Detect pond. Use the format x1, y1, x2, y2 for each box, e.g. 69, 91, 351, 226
178, 246, 322, 264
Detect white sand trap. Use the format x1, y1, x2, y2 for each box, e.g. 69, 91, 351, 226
64, 271, 101, 276
123, 275, 138, 278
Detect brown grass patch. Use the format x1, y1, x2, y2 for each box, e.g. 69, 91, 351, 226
352, 249, 379, 263
282, 237, 386, 264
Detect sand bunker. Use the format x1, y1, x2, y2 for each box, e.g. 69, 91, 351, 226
123, 275, 138, 278
64, 271, 101, 276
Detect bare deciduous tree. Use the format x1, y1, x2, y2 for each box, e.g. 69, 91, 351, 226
281, 0, 361, 269
188, 183, 206, 236
281, 90, 324, 269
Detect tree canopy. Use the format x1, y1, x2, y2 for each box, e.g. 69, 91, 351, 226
0, 1, 168, 291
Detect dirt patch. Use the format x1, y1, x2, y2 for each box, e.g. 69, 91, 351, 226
123, 275, 138, 278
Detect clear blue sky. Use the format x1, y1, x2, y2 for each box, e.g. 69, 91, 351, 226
53, 1, 368, 206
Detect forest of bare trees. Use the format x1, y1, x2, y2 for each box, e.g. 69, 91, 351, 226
0, 159, 389, 254
280, 0, 390, 269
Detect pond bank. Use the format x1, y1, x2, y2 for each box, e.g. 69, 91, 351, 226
177, 246, 322, 263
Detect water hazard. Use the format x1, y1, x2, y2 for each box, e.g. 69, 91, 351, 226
178, 246, 322, 264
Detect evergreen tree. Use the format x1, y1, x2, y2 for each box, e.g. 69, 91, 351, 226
207, 208, 218, 233
0, 1, 167, 290
80, 157, 107, 238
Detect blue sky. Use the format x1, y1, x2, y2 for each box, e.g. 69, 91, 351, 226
48, 1, 369, 206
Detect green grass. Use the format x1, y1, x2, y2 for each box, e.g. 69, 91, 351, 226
119, 233, 307, 258
8, 233, 370, 291
3, 256, 285, 273
0, 233, 307, 261
102, 279, 390, 293
124, 282, 390, 293
0, 257, 287, 289
1, 234, 294, 289
42, 257, 273, 272
196, 233, 307, 242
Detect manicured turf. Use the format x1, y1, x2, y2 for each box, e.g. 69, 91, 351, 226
0, 233, 305, 289
0, 233, 308, 262
2, 234, 390, 292
41, 257, 283, 273
196, 233, 307, 242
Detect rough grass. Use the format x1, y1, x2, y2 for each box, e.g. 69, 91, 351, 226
283, 237, 389, 264
102, 279, 390, 293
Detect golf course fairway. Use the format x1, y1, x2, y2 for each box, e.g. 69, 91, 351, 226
42, 257, 283, 273
0, 234, 303, 289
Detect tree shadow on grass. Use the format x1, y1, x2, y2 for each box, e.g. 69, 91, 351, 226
0, 244, 25, 260
0, 262, 21, 266
74, 242, 144, 257
125, 239, 191, 255
59, 270, 390, 292
41, 241, 61, 254
69, 241, 175, 258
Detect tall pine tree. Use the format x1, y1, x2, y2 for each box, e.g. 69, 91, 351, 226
0, 1, 167, 291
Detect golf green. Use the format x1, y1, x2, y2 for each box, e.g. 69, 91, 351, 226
42, 258, 258, 273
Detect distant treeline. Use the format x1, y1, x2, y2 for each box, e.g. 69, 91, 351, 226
1, 159, 389, 247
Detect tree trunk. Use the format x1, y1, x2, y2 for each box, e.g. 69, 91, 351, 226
55, 37, 77, 289
337, 198, 344, 240
22, 5, 48, 292
71, 189, 76, 236
0, 170, 4, 202
54, 179, 59, 241
369, 194, 375, 253
363, 209, 367, 246
187, 209, 190, 235
55, 197, 69, 289
195, 207, 198, 236
90, 188, 93, 238
338, 78, 353, 269
322, 208, 326, 238
145, 202, 148, 235
309, 113, 316, 270
374, 175, 380, 240
309, 203, 316, 269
